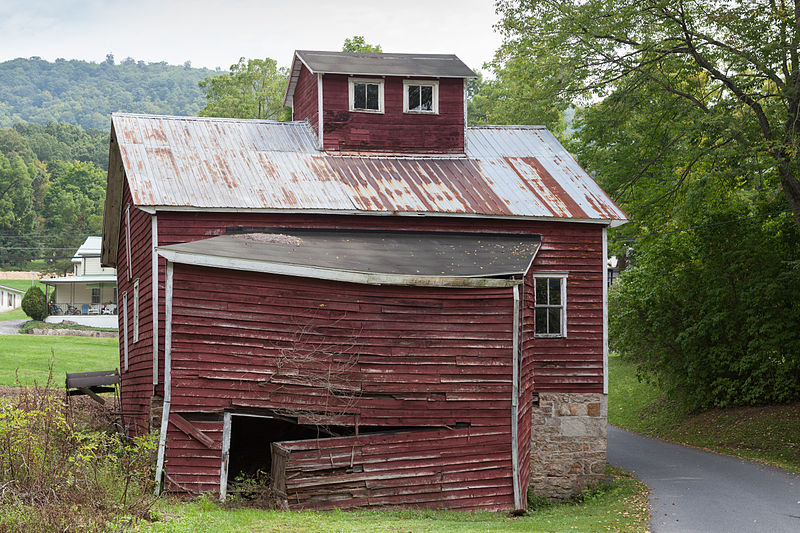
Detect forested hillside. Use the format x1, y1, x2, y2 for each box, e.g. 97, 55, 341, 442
0, 55, 218, 130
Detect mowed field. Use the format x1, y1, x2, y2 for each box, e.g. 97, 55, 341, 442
0, 334, 119, 386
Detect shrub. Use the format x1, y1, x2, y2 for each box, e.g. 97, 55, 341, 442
0, 380, 158, 532
21, 286, 47, 321
610, 202, 800, 409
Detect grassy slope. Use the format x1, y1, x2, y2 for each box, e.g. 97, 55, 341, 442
0, 334, 118, 386
140, 468, 648, 533
608, 354, 800, 473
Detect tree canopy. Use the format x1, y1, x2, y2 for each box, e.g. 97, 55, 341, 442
0, 57, 218, 130
199, 58, 290, 121
342, 36, 382, 53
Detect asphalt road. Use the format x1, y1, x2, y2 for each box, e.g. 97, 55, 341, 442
608, 425, 800, 533
0, 319, 25, 335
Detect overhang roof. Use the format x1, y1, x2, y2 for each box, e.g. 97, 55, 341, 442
103, 114, 626, 266
157, 231, 541, 288
41, 274, 117, 285
0, 284, 26, 295
75, 236, 102, 257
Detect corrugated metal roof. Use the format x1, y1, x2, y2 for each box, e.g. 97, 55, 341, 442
110, 113, 626, 224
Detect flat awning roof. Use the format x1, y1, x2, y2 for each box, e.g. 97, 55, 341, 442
157, 231, 541, 288
41, 275, 117, 285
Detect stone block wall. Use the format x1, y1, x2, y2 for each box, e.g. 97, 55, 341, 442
529, 392, 607, 500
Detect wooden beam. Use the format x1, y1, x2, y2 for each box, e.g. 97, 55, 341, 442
170, 413, 216, 449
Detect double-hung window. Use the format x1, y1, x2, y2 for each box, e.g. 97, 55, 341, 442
403, 80, 439, 114
349, 78, 384, 113
534, 275, 567, 337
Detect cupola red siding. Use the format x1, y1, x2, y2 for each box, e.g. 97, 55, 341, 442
291, 64, 466, 153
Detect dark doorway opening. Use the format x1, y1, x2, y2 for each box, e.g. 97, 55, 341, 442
227, 415, 322, 481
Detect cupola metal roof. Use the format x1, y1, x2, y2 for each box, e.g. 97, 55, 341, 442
284, 50, 477, 106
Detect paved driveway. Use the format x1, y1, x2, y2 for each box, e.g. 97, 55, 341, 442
608, 425, 800, 532
0, 319, 25, 335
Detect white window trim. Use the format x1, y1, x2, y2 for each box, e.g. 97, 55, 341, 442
533, 273, 568, 338
125, 205, 132, 281
403, 79, 439, 114
348, 77, 384, 114
122, 291, 129, 371
133, 278, 140, 343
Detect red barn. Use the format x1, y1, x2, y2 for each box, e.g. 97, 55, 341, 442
101, 50, 626, 511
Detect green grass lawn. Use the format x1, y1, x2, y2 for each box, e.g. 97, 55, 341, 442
136, 467, 648, 533
0, 334, 119, 386
0, 307, 28, 321
609, 353, 800, 473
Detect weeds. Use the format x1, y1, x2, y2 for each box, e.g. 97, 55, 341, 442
0, 378, 157, 532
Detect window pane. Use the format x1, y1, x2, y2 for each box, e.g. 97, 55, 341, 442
548, 308, 561, 335
409, 85, 421, 110
421, 85, 433, 111
535, 278, 547, 304
354, 84, 366, 109
535, 308, 548, 334
366, 84, 379, 109
549, 278, 561, 305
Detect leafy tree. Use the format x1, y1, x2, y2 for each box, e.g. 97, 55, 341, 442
494, 0, 800, 231
21, 286, 47, 320
199, 58, 290, 121
342, 36, 382, 53
0, 153, 36, 268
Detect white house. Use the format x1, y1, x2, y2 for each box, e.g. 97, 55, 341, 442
0, 284, 25, 313
42, 237, 118, 327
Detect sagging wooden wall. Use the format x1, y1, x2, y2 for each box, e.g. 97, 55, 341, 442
161, 264, 516, 509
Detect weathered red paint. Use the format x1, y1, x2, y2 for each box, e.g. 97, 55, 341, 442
290, 64, 465, 153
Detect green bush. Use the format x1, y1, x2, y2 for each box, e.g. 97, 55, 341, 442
21, 286, 47, 321
610, 202, 800, 409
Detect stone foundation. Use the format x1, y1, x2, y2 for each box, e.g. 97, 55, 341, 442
529, 392, 607, 500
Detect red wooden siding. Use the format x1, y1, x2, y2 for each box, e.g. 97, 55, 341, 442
161, 264, 515, 504
292, 64, 318, 135
163, 416, 223, 494
117, 179, 155, 435
272, 427, 512, 511
154, 211, 604, 395
320, 75, 464, 153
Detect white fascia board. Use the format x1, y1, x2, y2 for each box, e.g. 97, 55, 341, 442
143, 205, 623, 225
156, 248, 522, 289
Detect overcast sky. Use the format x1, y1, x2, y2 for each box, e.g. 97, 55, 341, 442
0, 0, 503, 72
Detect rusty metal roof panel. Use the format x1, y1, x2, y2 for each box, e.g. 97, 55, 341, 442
111, 114, 626, 223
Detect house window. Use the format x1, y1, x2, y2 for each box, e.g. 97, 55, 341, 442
125, 204, 132, 280
91, 288, 101, 304
403, 80, 439, 114
348, 78, 384, 113
534, 275, 567, 337
7, 293, 13, 307
133, 279, 139, 343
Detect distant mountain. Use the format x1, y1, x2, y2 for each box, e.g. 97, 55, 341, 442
0, 56, 221, 130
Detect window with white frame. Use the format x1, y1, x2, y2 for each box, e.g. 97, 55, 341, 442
91, 288, 101, 304
403, 80, 439, 114
348, 78, 384, 113
133, 279, 139, 343
534, 275, 567, 337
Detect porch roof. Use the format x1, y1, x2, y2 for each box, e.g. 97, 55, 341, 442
41, 274, 117, 285
157, 230, 541, 288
